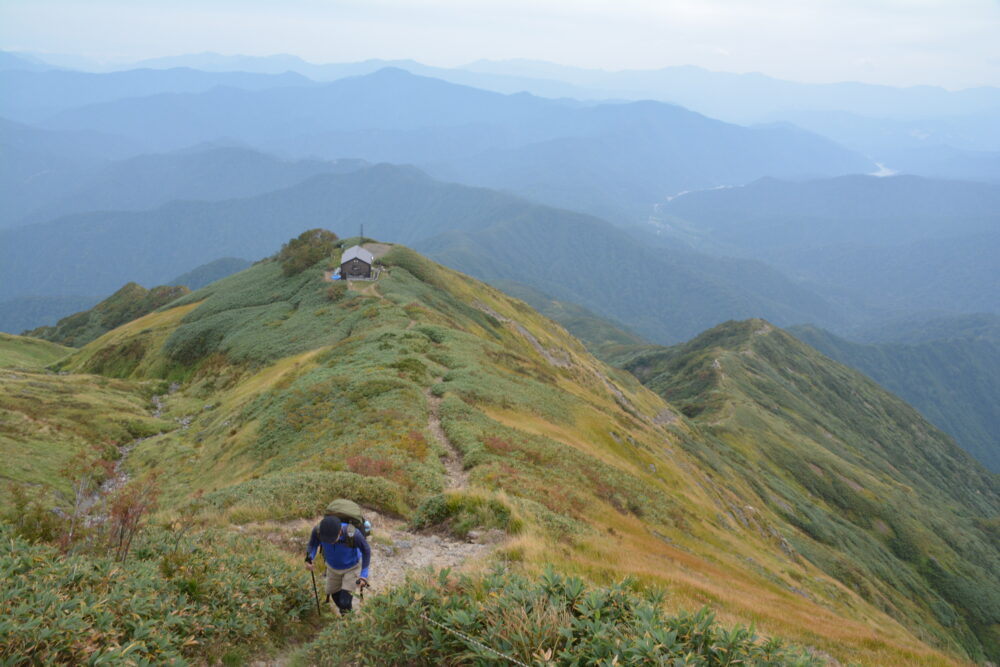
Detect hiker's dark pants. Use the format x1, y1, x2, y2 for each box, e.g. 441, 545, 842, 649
332, 590, 352, 614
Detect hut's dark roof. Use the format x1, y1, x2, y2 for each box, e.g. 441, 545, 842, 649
341, 245, 374, 265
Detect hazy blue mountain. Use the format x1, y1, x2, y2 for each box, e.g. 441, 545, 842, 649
762, 109, 1000, 154
132, 52, 332, 74
167, 257, 252, 290
460, 59, 1000, 123
0, 51, 57, 72
0, 116, 139, 165
41, 68, 870, 222
660, 175, 1000, 249
848, 312, 1000, 344
0, 164, 842, 342
427, 104, 873, 222
7, 50, 111, 72
127, 52, 602, 99
655, 175, 1000, 316
0, 296, 101, 335
0, 164, 531, 301
774, 232, 1000, 315
0, 67, 315, 123
41, 67, 571, 152
881, 145, 1000, 183
791, 323, 1000, 473
17, 146, 368, 225
0, 117, 143, 227
756, 110, 1000, 181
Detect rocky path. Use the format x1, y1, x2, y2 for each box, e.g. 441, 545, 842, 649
246, 514, 496, 666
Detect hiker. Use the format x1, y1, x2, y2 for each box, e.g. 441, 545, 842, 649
305, 500, 371, 615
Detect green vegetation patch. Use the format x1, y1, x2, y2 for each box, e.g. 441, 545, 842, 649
162, 259, 415, 370
0, 333, 72, 369
410, 491, 522, 539
0, 523, 313, 665
204, 471, 410, 522
299, 566, 820, 666
0, 370, 173, 500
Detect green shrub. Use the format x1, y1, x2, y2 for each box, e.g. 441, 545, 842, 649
1, 485, 60, 544
204, 471, 410, 521
410, 492, 522, 538
0, 523, 313, 665
325, 282, 348, 301
278, 229, 339, 276
298, 566, 821, 666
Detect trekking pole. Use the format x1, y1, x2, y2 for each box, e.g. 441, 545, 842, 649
310, 569, 322, 616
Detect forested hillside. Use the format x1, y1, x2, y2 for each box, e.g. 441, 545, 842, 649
792, 323, 1000, 472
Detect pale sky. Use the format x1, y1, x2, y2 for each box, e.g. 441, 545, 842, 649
2, 0, 998, 88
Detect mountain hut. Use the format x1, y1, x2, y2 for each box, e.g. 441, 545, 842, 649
340, 245, 375, 279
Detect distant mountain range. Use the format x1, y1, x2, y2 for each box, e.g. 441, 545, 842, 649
7, 49, 995, 183
8, 145, 367, 227
0, 67, 314, 123
29, 67, 871, 222
460, 58, 1000, 121
15, 50, 998, 123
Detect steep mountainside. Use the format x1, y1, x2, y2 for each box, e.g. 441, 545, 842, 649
417, 213, 841, 342
791, 323, 1000, 473
614, 321, 1000, 662
27, 282, 190, 347
12, 238, 992, 663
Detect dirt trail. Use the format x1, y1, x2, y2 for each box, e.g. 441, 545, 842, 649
426, 378, 468, 490
247, 380, 488, 665
246, 514, 496, 666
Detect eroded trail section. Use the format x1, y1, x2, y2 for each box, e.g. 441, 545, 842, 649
426, 379, 469, 490
246, 515, 496, 667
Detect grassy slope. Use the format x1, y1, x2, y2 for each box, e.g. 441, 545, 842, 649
615, 320, 1000, 663
44, 246, 976, 665
0, 378, 176, 504
0, 335, 174, 501
0, 332, 72, 368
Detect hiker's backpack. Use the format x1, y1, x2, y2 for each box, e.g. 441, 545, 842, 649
319, 498, 372, 548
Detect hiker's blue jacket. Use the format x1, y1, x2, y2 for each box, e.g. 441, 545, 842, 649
307, 521, 371, 578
